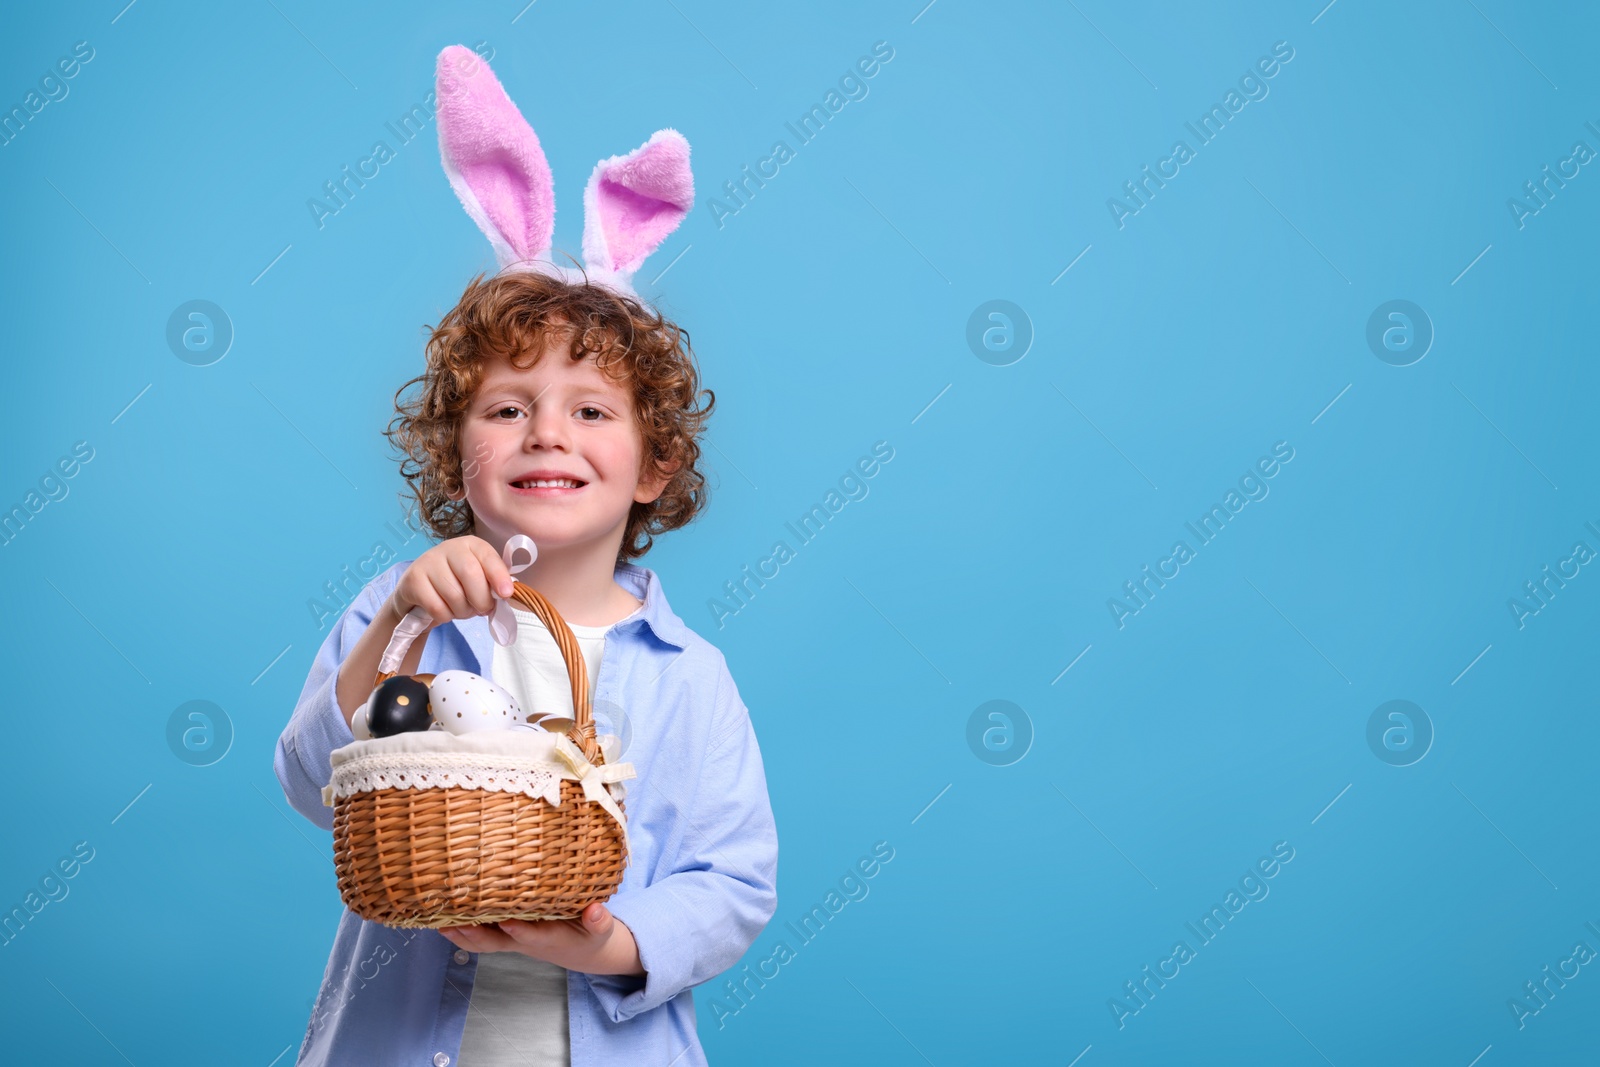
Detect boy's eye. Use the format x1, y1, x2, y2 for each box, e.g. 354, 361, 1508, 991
492, 404, 607, 421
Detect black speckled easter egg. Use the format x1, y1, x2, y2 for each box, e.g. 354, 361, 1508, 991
366, 676, 433, 737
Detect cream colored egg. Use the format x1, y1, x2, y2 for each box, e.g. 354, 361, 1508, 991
350, 694, 374, 741
532, 714, 575, 736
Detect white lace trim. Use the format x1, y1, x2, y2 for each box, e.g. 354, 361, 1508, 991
321, 731, 631, 817
326, 749, 578, 808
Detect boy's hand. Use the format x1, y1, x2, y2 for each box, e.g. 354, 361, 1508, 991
333, 535, 517, 726
384, 535, 515, 631
439, 902, 645, 977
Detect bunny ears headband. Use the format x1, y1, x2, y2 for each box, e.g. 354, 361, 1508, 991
434, 44, 694, 299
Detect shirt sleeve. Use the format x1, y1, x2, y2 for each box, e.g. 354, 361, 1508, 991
587, 664, 780, 1023
273, 564, 404, 832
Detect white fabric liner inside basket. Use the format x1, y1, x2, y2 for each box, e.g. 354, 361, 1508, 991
321, 729, 634, 842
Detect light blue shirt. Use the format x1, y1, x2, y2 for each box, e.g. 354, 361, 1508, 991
274, 559, 780, 1066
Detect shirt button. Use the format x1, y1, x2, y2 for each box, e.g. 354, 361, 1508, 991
433, 1054, 451, 1067
453, 949, 470, 965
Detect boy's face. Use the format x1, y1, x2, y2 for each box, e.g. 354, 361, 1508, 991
454, 326, 670, 559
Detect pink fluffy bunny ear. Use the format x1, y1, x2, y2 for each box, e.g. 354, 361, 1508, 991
435, 45, 554, 268
581, 129, 694, 285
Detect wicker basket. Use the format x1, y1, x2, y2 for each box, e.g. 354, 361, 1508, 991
326, 581, 629, 928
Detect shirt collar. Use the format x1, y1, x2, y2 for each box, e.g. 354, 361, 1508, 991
450, 562, 690, 674
610, 563, 692, 651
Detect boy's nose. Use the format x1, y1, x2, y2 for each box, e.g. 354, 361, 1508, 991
523, 404, 571, 449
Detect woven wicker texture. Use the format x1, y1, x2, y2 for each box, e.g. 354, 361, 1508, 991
330, 581, 627, 927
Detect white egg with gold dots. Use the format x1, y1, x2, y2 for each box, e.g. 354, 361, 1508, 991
427, 670, 522, 735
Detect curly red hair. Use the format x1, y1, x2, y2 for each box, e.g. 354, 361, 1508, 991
385, 270, 715, 564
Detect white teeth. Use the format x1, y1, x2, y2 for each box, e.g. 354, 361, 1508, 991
516, 479, 580, 488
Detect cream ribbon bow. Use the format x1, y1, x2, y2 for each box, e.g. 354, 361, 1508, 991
551, 733, 637, 860
487, 534, 538, 646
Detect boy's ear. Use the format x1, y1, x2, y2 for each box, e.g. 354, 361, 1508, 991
634, 457, 680, 504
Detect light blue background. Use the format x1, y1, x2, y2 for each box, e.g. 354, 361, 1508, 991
2, 1, 1596, 1063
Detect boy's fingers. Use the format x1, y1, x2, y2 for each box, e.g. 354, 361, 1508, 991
384, 593, 414, 628
410, 588, 453, 627
402, 583, 450, 630
498, 919, 540, 941
427, 561, 474, 620
499, 919, 565, 948
501, 909, 608, 943
444, 923, 512, 951
446, 549, 496, 616
470, 538, 516, 599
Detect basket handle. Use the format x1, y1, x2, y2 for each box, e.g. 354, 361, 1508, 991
371, 581, 603, 764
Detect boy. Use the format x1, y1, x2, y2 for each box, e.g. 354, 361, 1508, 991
275, 269, 779, 1066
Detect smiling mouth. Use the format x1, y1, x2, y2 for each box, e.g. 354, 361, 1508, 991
508, 476, 585, 495
511, 478, 586, 489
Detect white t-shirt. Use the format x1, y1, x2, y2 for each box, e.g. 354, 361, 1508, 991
455, 601, 641, 1067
